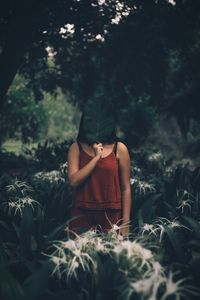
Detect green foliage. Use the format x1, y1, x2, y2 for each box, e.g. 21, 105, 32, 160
120, 94, 157, 148
1, 80, 80, 147
42, 87, 81, 141
0, 74, 48, 145
0, 140, 200, 299
0, 267, 24, 300
164, 29, 200, 137
82, 95, 116, 144
1, 0, 200, 296
1, 0, 200, 151
23, 261, 51, 300
24, 139, 73, 171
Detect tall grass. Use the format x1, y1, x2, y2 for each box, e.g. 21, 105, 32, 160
0, 142, 200, 299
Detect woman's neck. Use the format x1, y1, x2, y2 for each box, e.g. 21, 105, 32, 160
85, 142, 115, 147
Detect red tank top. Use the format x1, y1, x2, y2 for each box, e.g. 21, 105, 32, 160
72, 141, 122, 210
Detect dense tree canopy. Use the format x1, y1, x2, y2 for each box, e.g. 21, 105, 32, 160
0, 0, 200, 146
0, 0, 127, 105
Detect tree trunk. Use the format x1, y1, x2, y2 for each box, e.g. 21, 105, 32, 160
0, 0, 37, 110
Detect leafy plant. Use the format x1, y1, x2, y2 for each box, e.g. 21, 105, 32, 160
80, 96, 117, 144
0, 140, 200, 300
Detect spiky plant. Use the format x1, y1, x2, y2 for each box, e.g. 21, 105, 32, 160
46, 228, 200, 300
130, 177, 156, 195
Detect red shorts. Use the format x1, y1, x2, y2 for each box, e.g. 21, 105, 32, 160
68, 206, 122, 236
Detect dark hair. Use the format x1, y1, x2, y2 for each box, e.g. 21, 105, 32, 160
76, 111, 120, 146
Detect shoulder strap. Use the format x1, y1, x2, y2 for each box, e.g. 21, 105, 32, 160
77, 141, 82, 152
113, 141, 118, 156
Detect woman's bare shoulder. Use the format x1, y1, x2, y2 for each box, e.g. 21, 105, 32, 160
117, 141, 129, 152
68, 142, 80, 153
117, 142, 130, 160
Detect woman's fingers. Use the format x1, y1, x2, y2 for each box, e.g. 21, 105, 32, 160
93, 142, 103, 149
92, 143, 103, 157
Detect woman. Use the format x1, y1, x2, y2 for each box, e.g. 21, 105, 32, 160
67, 110, 132, 238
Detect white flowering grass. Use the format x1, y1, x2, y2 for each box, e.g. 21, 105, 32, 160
156, 217, 190, 242
139, 223, 160, 239
176, 189, 195, 214
45, 228, 199, 300
4, 180, 40, 216
6, 196, 41, 216
45, 230, 100, 281
33, 170, 65, 184
148, 151, 163, 162
117, 269, 199, 300
160, 270, 200, 300
129, 273, 165, 300
164, 166, 176, 177
138, 217, 190, 243
130, 177, 156, 195
6, 180, 34, 196
112, 239, 156, 278
46, 231, 156, 279
59, 162, 68, 174
47, 228, 158, 282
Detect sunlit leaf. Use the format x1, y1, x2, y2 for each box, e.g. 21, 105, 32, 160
82, 97, 116, 144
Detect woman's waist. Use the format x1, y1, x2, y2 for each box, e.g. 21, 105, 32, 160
72, 201, 122, 210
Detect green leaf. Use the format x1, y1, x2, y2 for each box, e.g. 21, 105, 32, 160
0, 220, 10, 230
20, 206, 34, 256
45, 223, 67, 242
138, 209, 144, 227
182, 216, 200, 239
83, 97, 116, 144
23, 261, 51, 300
163, 201, 177, 216
139, 193, 161, 217
20, 205, 34, 236
0, 267, 24, 300
164, 225, 184, 261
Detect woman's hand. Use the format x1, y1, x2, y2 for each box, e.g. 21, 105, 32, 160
119, 223, 130, 238
92, 143, 103, 159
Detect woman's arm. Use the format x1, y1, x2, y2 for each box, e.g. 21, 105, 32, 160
67, 142, 101, 188
118, 142, 132, 236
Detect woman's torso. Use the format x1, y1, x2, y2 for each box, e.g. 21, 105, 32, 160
72, 141, 122, 210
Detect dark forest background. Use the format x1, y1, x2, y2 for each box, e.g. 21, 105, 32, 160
0, 1, 200, 300
0, 0, 200, 163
